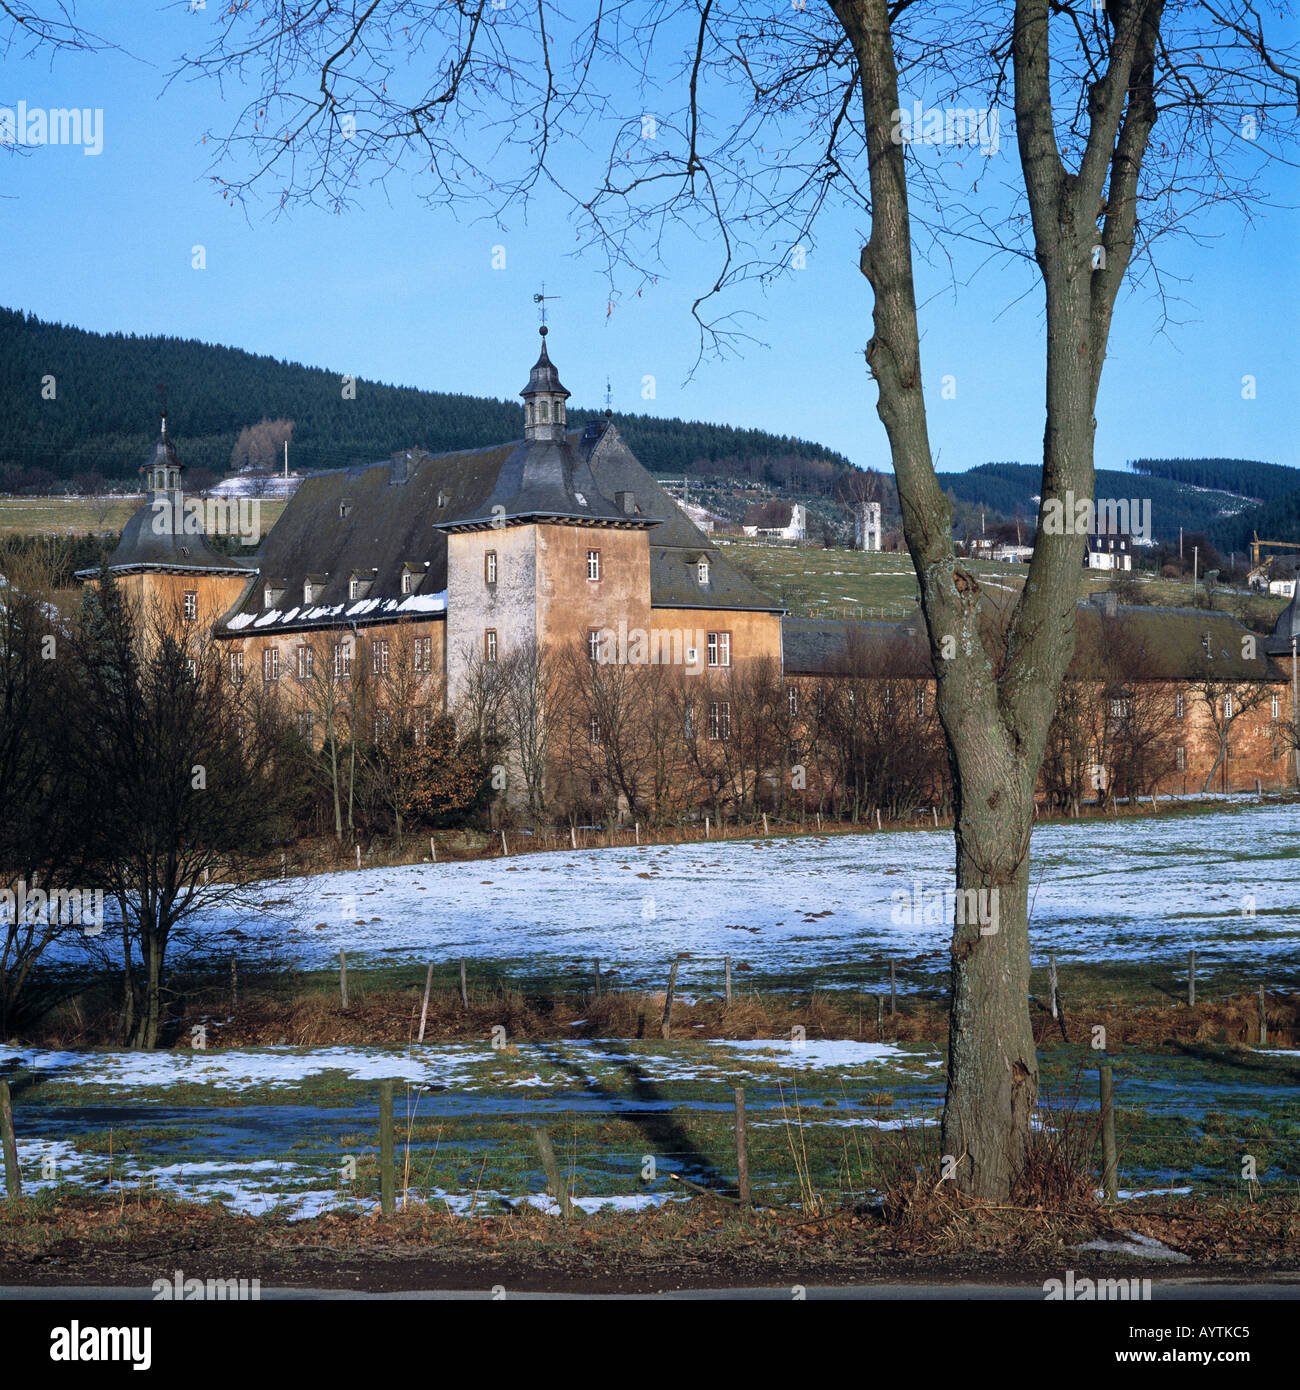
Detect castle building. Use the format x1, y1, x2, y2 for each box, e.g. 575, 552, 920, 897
78, 331, 1299, 807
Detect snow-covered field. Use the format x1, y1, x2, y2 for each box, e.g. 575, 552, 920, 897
167, 801, 1298, 987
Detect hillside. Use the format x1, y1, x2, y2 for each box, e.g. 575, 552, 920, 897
0, 307, 854, 493
938, 460, 1300, 549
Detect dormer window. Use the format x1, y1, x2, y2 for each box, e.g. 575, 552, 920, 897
402, 571, 413, 595
303, 578, 324, 606
349, 571, 374, 601
339, 500, 350, 519
437, 490, 449, 509
264, 585, 284, 610
697, 558, 710, 585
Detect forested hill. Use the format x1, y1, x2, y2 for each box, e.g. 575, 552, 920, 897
1130, 457, 1300, 502
0, 307, 853, 493
938, 459, 1300, 549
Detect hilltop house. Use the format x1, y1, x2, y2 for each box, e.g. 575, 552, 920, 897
742, 500, 806, 540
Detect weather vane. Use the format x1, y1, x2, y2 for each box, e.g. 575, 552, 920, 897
533, 283, 560, 328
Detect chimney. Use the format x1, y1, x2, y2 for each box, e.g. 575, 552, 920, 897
615, 490, 637, 515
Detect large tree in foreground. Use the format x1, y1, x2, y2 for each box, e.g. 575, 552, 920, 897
178, 0, 1297, 1196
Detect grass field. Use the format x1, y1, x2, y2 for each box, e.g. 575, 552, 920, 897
0, 494, 289, 539
720, 539, 1291, 625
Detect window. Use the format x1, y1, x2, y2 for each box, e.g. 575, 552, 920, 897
1110, 697, 1131, 719
1224, 693, 1234, 719
587, 549, 601, 582
1176, 745, 1186, 772
588, 716, 601, 746
413, 636, 433, 673
485, 630, 498, 663
540, 400, 550, 423
402, 571, 413, 595
339, 500, 350, 519
707, 631, 731, 667
183, 590, 197, 621
1272, 694, 1280, 720
418, 708, 435, 743
263, 647, 279, 682
587, 628, 601, 662
697, 558, 710, 585
297, 645, 314, 681
349, 578, 362, 600
485, 551, 498, 585
1176, 691, 1184, 720
228, 650, 244, 683
590, 776, 601, 798
915, 688, 926, 717
297, 711, 314, 739
684, 703, 695, 740
787, 686, 798, 719
372, 639, 390, 676
709, 701, 732, 741
334, 641, 352, 678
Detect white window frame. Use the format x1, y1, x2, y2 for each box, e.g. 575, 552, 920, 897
707, 631, 731, 667
263, 647, 279, 682
485, 630, 498, 663
183, 590, 197, 621
587, 549, 601, 582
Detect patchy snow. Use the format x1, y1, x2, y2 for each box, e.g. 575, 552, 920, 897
1074, 1230, 1191, 1262
0, 1038, 936, 1095
161, 801, 1300, 988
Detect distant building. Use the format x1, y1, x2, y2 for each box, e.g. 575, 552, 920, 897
742, 500, 806, 540
1268, 578, 1297, 598
1084, 531, 1133, 570
852, 501, 882, 552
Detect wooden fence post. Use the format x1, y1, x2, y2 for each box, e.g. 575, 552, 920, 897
500, 830, 508, 856
889, 961, 897, 1017
734, 1088, 750, 1211
0, 1080, 20, 1199
762, 813, 769, 836
533, 1126, 572, 1220
379, 1079, 396, 1217
570, 825, 577, 850
816, 812, 821, 831
724, 954, 732, 1006
460, 957, 468, 1008
417, 962, 433, 1044
1187, 949, 1196, 1008
430, 836, 437, 862
704, 815, 710, 838
230, 953, 238, 1014
1259, 984, 1268, 1047
661, 956, 681, 1039
1099, 1062, 1118, 1204
280, 852, 286, 879
593, 958, 601, 997
339, 949, 348, 1010
635, 822, 640, 845
876, 808, 882, 830
932, 806, 938, 827
1049, 954, 1058, 1019
356, 844, 361, 870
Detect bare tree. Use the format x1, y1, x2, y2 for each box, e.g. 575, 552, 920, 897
180, 0, 1299, 1198
1186, 665, 1273, 793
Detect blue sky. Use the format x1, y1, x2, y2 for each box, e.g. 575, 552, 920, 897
1, 2, 1296, 477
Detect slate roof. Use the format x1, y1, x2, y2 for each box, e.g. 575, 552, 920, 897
520, 330, 569, 399
216, 420, 785, 635
782, 617, 925, 676
585, 421, 784, 613
1263, 594, 1300, 657
80, 501, 258, 577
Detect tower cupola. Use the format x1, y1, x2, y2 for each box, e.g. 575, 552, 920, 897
520, 327, 571, 442
141, 411, 183, 497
